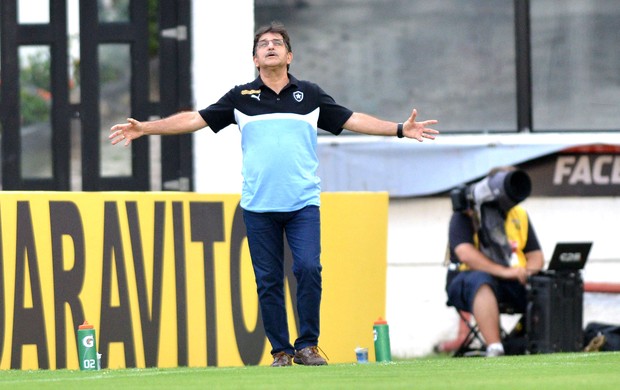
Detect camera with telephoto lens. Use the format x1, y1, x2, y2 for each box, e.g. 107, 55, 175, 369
450, 169, 532, 212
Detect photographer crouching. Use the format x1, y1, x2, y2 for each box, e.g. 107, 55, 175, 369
446, 167, 544, 357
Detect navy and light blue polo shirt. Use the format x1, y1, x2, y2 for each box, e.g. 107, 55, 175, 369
199, 75, 353, 212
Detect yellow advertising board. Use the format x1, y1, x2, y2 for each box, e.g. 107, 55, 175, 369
0, 191, 388, 369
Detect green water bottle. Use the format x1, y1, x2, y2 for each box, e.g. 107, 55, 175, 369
373, 317, 392, 362
77, 321, 99, 370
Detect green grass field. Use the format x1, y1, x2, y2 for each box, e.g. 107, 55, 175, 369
1, 352, 618, 389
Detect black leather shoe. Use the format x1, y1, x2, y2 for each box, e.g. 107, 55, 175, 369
271, 351, 293, 367
293, 346, 327, 366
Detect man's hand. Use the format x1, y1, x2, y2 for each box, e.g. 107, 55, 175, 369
109, 118, 144, 147
403, 108, 439, 141
501, 266, 529, 285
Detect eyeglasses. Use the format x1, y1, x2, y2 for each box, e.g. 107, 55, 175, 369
256, 39, 285, 49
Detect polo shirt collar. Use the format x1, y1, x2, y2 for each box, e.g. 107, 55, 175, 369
253, 73, 300, 92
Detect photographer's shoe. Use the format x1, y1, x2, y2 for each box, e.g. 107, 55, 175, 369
485, 342, 505, 358
271, 351, 293, 367
294, 346, 328, 365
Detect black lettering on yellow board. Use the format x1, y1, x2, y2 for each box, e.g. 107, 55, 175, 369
50, 201, 86, 369
125, 201, 165, 368
230, 204, 265, 365
11, 202, 49, 369
189, 202, 225, 367
172, 202, 188, 366
0, 196, 303, 369
100, 202, 136, 368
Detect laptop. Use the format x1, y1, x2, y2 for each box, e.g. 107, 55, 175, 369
546, 242, 593, 272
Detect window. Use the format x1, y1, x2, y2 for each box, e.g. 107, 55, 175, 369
19, 46, 53, 178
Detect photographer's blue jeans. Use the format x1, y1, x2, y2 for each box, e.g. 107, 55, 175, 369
243, 205, 322, 356
447, 270, 527, 313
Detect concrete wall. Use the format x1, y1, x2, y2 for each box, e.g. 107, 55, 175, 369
192, 0, 252, 194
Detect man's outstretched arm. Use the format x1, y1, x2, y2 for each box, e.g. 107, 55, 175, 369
109, 111, 207, 146
343, 108, 438, 141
